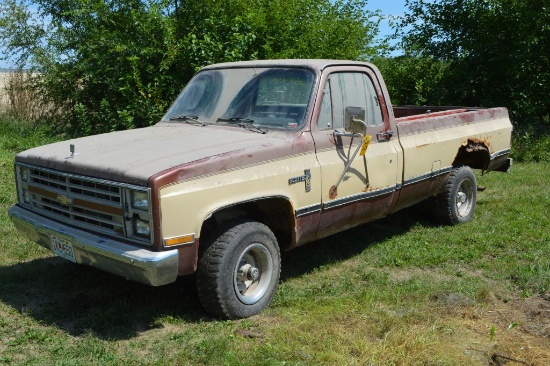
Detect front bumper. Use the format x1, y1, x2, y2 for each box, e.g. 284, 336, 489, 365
8, 205, 179, 286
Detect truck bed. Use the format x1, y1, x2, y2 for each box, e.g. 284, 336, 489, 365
394, 106, 510, 135
394, 105, 479, 120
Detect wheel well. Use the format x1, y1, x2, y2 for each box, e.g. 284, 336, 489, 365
453, 139, 490, 170
200, 197, 295, 250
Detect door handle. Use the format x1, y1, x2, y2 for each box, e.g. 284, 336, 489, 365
376, 131, 394, 142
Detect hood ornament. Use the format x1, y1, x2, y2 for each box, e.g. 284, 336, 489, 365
66, 144, 79, 159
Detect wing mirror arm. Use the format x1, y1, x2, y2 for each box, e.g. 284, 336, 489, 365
331, 117, 372, 199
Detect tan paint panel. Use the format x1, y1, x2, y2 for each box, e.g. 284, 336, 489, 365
399, 117, 512, 180
159, 152, 320, 240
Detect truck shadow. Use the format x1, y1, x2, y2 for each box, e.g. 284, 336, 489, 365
0, 255, 204, 340
0, 206, 432, 340
280, 205, 433, 280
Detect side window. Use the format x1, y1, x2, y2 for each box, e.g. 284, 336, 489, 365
317, 72, 383, 130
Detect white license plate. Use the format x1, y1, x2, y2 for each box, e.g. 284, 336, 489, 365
51, 235, 77, 263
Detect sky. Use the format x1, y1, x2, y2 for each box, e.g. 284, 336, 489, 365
0, 0, 409, 69
365, 0, 408, 49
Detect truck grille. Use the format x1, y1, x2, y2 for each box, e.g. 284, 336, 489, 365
23, 166, 126, 238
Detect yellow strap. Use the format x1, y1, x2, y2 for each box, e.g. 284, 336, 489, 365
359, 134, 372, 156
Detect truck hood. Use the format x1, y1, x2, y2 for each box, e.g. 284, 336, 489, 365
16, 124, 286, 185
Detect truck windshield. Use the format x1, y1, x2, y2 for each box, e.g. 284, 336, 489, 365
162, 67, 315, 130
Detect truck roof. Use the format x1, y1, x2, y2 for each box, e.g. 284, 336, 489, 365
201, 59, 377, 72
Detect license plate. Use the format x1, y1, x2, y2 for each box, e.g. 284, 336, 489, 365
51, 235, 77, 263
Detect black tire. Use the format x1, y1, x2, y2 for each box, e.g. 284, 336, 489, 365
434, 165, 477, 225
196, 219, 281, 319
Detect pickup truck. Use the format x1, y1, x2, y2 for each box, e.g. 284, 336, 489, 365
8, 59, 513, 319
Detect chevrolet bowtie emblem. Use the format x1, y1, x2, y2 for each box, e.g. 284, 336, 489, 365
57, 195, 73, 206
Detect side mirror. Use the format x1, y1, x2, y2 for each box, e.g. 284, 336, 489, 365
345, 106, 367, 135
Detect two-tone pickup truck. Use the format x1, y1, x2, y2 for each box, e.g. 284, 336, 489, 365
8, 60, 513, 319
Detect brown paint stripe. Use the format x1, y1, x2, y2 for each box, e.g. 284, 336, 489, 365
28, 186, 124, 216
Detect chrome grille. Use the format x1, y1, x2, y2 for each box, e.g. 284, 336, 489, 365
31, 169, 121, 205
23, 166, 126, 238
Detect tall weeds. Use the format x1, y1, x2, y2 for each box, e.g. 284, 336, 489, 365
0, 71, 44, 123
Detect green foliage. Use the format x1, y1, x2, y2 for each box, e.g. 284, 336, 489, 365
0, 0, 380, 136
511, 126, 550, 163
398, 0, 550, 143
0, 115, 59, 154
374, 56, 450, 106
0, 116, 61, 207
35, 0, 183, 135
246, 0, 381, 60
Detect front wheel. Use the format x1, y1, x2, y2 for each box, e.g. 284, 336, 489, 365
196, 219, 281, 319
434, 165, 477, 225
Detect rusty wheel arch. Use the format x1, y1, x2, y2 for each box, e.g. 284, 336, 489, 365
453, 139, 491, 171
199, 196, 295, 252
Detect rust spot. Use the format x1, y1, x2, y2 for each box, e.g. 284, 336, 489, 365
317, 193, 395, 240
329, 185, 338, 199
177, 239, 199, 276
292, 213, 321, 250
362, 185, 376, 192
390, 174, 449, 214
455, 139, 492, 170
466, 137, 491, 150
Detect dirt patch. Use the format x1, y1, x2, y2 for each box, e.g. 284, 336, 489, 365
386, 267, 550, 364
491, 295, 550, 339
462, 294, 550, 365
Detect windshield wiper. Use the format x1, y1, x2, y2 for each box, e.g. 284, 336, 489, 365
216, 117, 255, 124
169, 115, 207, 126
217, 117, 266, 133
238, 122, 266, 134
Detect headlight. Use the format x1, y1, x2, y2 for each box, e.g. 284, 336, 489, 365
133, 216, 151, 238
20, 167, 29, 182
131, 190, 149, 210
22, 189, 31, 204
124, 188, 152, 243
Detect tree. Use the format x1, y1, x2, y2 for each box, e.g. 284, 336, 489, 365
374, 56, 450, 106
0, 0, 382, 135
0, 0, 183, 133
398, 0, 550, 135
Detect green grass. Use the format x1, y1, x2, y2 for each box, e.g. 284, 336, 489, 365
1, 118, 549, 365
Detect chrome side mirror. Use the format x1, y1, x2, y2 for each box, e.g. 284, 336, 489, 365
344, 106, 367, 135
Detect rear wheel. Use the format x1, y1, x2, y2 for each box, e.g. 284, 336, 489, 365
434, 165, 477, 225
196, 219, 280, 319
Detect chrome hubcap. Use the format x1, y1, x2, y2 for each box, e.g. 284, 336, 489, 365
237, 264, 260, 282
234, 243, 273, 305
456, 179, 474, 217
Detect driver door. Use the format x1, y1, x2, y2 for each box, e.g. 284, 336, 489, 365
312, 69, 401, 238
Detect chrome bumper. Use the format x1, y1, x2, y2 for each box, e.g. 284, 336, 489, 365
8, 205, 179, 286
